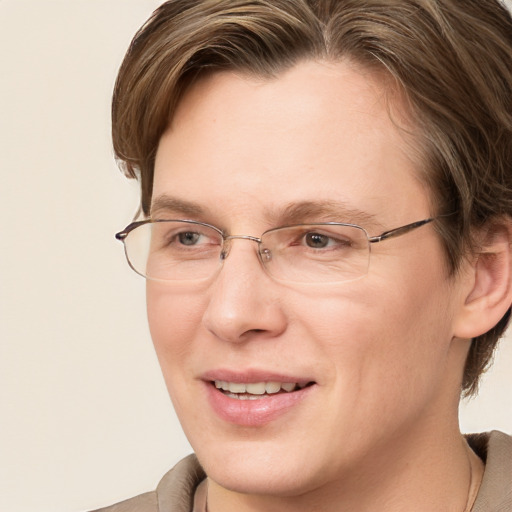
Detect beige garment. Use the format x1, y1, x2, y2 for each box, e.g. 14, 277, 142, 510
89, 455, 204, 512
469, 431, 512, 512
90, 431, 512, 512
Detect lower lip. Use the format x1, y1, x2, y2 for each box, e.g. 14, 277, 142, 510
204, 382, 314, 426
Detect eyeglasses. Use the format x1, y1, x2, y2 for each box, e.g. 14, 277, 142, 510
115, 217, 436, 284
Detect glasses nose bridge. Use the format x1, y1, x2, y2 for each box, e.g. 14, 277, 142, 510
224, 234, 262, 243
220, 234, 263, 261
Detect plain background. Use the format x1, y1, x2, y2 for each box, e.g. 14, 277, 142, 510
1, 1, 511, 511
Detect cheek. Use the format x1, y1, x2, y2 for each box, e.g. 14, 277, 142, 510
146, 283, 205, 365
293, 268, 456, 406
146, 283, 211, 424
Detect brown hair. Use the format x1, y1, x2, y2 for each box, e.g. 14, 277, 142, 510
112, 0, 512, 396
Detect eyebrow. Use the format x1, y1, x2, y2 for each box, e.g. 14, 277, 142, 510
151, 195, 382, 230
278, 201, 383, 230
151, 195, 205, 218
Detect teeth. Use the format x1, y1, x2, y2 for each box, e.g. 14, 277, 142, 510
265, 382, 281, 394
214, 380, 305, 395
228, 382, 246, 393
246, 382, 266, 395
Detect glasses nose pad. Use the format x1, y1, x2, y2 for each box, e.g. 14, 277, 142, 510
219, 238, 232, 261
260, 247, 272, 262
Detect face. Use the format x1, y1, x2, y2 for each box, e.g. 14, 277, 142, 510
148, 61, 467, 497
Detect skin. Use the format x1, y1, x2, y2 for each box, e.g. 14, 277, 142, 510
147, 60, 478, 512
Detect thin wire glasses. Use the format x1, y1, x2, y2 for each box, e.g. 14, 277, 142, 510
115, 217, 436, 284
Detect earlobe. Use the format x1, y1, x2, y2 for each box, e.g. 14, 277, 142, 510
453, 222, 512, 339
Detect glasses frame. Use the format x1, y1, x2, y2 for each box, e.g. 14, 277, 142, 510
115, 217, 436, 282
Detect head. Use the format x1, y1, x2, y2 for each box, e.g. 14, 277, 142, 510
113, 0, 512, 397
112, 0, 512, 499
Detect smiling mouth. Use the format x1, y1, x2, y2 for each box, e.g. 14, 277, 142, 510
213, 380, 314, 400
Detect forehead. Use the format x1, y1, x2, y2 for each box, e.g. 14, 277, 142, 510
153, 60, 430, 228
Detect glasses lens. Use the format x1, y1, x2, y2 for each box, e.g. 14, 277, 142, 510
260, 224, 370, 283
123, 221, 223, 281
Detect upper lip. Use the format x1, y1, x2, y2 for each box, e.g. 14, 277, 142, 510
200, 369, 315, 385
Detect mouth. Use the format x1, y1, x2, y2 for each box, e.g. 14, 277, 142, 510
202, 371, 317, 425
213, 380, 313, 400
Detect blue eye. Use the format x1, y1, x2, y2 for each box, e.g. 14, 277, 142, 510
178, 231, 202, 245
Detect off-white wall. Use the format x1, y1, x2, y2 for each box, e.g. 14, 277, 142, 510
0, 2, 510, 511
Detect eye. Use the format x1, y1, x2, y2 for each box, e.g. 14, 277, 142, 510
152, 222, 221, 251
177, 231, 202, 246
305, 232, 330, 248
303, 231, 350, 249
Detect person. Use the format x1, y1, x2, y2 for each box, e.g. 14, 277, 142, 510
95, 0, 512, 510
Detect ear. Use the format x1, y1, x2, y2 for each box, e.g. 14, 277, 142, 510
453, 220, 512, 339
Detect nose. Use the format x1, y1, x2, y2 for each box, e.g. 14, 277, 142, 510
202, 239, 287, 343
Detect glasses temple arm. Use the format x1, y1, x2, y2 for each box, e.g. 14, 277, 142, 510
368, 218, 435, 243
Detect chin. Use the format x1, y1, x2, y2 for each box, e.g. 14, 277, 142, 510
191, 434, 335, 497
205, 459, 316, 496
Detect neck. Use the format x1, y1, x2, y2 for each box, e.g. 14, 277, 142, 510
207, 424, 474, 512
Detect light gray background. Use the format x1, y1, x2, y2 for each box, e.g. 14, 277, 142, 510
1, 1, 511, 511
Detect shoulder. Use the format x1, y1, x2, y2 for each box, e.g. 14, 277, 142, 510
89, 491, 158, 512
90, 454, 206, 512
467, 431, 512, 512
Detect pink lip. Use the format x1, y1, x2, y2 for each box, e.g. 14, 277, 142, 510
201, 369, 315, 427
